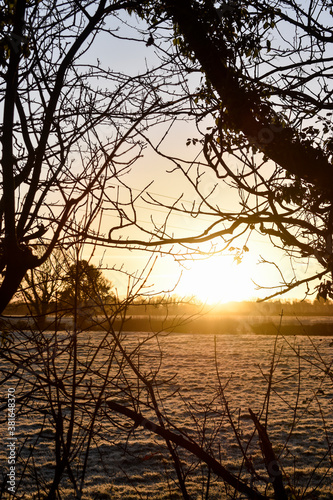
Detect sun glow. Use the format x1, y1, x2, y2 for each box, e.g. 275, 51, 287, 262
176, 254, 259, 304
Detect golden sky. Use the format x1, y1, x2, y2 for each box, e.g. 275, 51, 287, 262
77, 13, 321, 304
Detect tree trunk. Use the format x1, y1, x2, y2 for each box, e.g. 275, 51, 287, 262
162, 0, 332, 196
0, 246, 38, 315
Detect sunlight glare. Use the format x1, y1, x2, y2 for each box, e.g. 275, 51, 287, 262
176, 254, 258, 304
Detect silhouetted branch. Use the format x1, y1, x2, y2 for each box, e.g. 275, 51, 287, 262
107, 400, 268, 500
248, 409, 288, 500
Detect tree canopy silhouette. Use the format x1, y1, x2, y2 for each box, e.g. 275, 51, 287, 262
59, 259, 113, 315
1, 3, 333, 498
1, 0, 333, 310
121, 0, 333, 300
0, 0, 187, 312
20, 247, 65, 327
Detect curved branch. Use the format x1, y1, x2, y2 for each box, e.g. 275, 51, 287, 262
107, 400, 268, 500
161, 0, 333, 195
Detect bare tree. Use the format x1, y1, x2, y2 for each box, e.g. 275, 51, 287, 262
1, 2, 333, 499
19, 249, 114, 328
89, 0, 333, 300
19, 247, 66, 328
2, 0, 332, 308
0, 0, 190, 312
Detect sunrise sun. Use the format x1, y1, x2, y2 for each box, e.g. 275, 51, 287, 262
176, 254, 258, 304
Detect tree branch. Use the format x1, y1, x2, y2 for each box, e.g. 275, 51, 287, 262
107, 400, 268, 500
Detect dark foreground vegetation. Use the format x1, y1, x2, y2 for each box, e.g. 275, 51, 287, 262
1, 0, 333, 497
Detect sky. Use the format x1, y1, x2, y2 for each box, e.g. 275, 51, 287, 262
75, 10, 322, 305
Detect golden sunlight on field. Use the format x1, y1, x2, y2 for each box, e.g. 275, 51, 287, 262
175, 254, 260, 304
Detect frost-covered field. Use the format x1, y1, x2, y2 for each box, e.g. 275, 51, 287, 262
1, 331, 332, 499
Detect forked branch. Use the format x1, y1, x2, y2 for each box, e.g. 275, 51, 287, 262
107, 399, 268, 500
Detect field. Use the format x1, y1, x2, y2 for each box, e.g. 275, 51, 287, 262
0, 326, 333, 499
